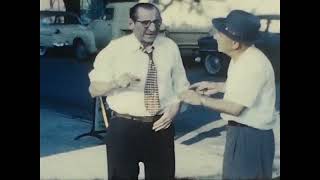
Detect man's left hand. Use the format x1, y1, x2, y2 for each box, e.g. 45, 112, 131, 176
152, 103, 180, 132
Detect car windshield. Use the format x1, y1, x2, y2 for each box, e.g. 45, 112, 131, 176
40, 13, 81, 25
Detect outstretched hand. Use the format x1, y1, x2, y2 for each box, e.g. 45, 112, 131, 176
189, 81, 222, 96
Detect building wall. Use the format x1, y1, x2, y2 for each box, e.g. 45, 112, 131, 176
153, 0, 280, 32
40, 0, 280, 32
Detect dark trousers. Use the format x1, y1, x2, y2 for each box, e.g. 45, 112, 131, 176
223, 125, 275, 180
105, 116, 175, 180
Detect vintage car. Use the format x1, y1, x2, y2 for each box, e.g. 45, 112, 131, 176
40, 11, 97, 59
196, 14, 280, 79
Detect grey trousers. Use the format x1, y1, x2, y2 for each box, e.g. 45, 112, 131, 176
222, 125, 275, 180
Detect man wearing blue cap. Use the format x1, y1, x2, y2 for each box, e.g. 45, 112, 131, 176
179, 10, 276, 179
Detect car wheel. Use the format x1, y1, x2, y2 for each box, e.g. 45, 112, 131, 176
204, 54, 222, 75
74, 40, 89, 60
40, 46, 47, 56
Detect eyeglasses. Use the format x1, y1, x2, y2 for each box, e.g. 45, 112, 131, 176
135, 19, 162, 28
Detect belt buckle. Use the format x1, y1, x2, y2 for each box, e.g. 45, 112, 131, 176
141, 116, 154, 123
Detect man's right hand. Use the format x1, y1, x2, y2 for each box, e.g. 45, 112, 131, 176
189, 81, 225, 96
115, 73, 140, 88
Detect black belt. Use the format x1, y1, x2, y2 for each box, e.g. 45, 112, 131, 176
112, 111, 163, 123
228, 120, 249, 127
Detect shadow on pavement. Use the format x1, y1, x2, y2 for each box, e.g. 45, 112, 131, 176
40, 108, 105, 157
181, 125, 226, 145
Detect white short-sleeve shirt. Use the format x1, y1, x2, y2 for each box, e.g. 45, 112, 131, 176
221, 46, 276, 130
88, 34, 190, 116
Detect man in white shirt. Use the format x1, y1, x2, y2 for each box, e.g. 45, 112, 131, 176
179, 10, 276, 179
88, 3, 189, 180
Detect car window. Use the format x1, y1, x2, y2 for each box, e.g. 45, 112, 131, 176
40, 15, 55, 25
64, 14, 81, 25
55, 15, 65, 24
103, 8, 114, 20
43, 14, 80, 25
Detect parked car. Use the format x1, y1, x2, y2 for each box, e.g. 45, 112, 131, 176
195, 35, 230, 76
40, 11, 97, 60
195, 14, 280, 79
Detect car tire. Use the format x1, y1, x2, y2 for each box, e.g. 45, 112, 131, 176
74, 39, 89, 60
40, 46, 47, 56
204, 54, 222, 75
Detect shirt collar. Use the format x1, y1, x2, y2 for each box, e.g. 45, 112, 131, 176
128, 33, 160, 53
231, 45, 255, 64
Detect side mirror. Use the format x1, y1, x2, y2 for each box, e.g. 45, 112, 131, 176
104, 8, 114, 21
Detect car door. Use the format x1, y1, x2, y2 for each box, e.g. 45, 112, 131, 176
40, 15, 59, 47
49, 14, 82, 46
